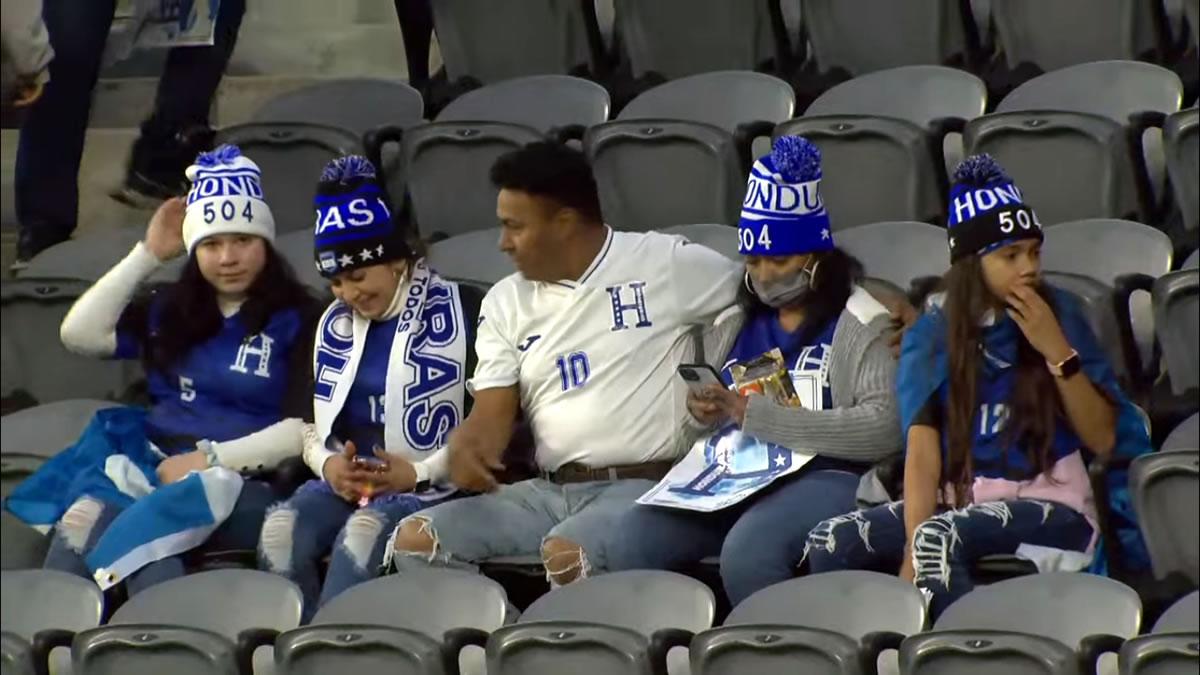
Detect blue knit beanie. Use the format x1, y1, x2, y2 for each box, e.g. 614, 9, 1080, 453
312, 156, 411, 277
947, 154, 1043, 262
737, 136, 833, 257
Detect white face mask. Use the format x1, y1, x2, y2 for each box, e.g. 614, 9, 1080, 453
747, 258, 821, 308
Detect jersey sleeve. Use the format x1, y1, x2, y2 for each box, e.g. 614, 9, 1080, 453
665, 237, 741, 324
467, 285, 520, 393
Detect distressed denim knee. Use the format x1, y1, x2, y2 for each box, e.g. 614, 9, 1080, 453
540, 536, 590, 588
55, 497, 107, 554
258, 503, 297, 574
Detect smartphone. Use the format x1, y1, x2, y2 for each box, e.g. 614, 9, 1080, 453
677, 363, 725, 395
352, 455, 387, 472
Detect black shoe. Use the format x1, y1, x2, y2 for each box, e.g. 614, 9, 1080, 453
12, 229, 70, 273
110, 123, 215, 207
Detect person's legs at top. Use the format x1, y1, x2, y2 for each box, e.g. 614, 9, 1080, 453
393, 0, 433, 92
719, 469, 862, 605
13, 0, 117, 265
42, 496, 125, 579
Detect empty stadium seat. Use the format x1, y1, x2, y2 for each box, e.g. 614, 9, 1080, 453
618, 71, 795, 135
996, 61, 1184, 125
252, 78, 425, 136
836, 221, 949, 293
801, 0, 974, 76
0, 570, 104, 675
0, 512, 48, 571
274, 230, 332, 298
436, 75, 611, 133
16, 227, 183, 285
1186, 250, 1200, 269
991, 0, 1168, 72
1162, 413, 1200, 453
426, 228, 512, 286
585, 120, 746, 232
777, 116, 945, 229
1130, 450, 1200, 584
1, 399, 120, 457
901, 630, 1080, 675
276, 625, 475, 675
1153, 269, 1200, 394
1045, 271, 1139, 383
1154, 591, 1200, 633
660, 224, 740, 261
804, 65, 987, 129
1163, 108, 1199, 233
1118, 632, 1200, 675
0, 631, 34, 675
691, 571, 925, 675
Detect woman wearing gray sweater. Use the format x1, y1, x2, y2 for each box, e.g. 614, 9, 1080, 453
607, 137, 902, 604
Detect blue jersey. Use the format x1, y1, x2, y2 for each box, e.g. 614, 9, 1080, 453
115, 300, 305, 453
332, 316, 397, 456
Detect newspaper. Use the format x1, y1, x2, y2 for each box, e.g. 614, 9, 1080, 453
133, 0, 222, 49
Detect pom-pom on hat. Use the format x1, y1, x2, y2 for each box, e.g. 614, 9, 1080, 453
737, 136, 834, 257
313, 155, 411, 277
946, 154, 1043, 262
182, 144, 275, 253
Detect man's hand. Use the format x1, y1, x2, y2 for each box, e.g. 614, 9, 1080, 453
156, 449, 209, 484
367, 447, 417, 494
323, 441, 372, 502
448, 428, 506, 493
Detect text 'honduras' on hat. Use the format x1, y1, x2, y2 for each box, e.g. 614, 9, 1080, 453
947, 154, 1043, 263
738, 135, 833, 257
312, 156, 412, 278
182, 144, 275, 253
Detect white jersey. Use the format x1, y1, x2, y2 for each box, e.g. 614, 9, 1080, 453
471, 227, 741, 470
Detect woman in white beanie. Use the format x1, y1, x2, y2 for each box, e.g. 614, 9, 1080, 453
15, 145, 319, 595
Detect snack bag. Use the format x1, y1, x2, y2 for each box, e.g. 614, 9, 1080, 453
729, 348, 800, 407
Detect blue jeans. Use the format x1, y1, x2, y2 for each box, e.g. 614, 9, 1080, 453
805, 499, 1095, 619
42, 479, 275, 596
15, 0, 245, 256
257, 482, 445, 623
606, 469, 862, 605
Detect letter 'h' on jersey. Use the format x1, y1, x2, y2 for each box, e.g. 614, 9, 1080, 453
606, 282, 652, 331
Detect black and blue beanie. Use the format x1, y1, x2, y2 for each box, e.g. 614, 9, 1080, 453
313, 156, 411, 277
947, 154, 1043, 263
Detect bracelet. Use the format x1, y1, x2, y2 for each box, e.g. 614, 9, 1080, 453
196, 439, 220, 468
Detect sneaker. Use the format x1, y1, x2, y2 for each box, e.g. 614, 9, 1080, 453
109, 170, 183, 209
110, 123, 215, 208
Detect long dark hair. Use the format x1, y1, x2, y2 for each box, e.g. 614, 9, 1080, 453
120, 243, 315, 374
737, 247, 863, 347
941, 256, 1063, 507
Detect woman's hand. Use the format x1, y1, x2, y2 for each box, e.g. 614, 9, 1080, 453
367, 447, 417, 494
156, 449, 209, 484
690, 384, 749, 427
323, 441, 372, 502
144, 197, 187, 262
1006, 284, 1073, 364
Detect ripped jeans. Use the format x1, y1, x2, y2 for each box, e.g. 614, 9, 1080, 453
257, 481, 449, 623
804, 499, 1094, 618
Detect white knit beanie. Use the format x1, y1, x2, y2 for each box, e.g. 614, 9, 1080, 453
182, 144, 276, 253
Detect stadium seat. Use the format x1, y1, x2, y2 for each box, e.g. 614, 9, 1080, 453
801, 0, 974, 76
836, 221, 949, 293
991, 0, 1169, 72
690, 571, 925, 675
252, 78, 426, 136
900, 630, 1081, 675
1162, 413, 1200, 452
276, 625, 473, 675
1118, 632, 1200, 675
216, 122, 364, 235
1152, 269, 1200, 394
0, 631, 34, 675
1154, 591, 1199, 633
618, 71, 795, 135
1163, 108, 1199, 233
427, 228, 511, 286
963, 111, 1148, 225
776, 116, 945, 229
436, 75, 611, 133
399, 122, 545, 240
0, 569, 104, 675
1186, 250, 1200, 269
0, 512, 48, 570
996, 61, 1184, 125
78, 569, 302, 675
487, 570, 714, 675
613, 0, 782, 80
16, 227, 183, 285
1130, 450, 1200, 584
1045, 271, 1139, 383
430, 0, 602, 85
585, 120, 745, 232
1, 399, 120, 457
660, 224, 740, 262
803, 65, 987, 129
274, 230, 332, 298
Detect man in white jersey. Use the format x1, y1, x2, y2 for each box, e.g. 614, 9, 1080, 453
388, 141, 742, 584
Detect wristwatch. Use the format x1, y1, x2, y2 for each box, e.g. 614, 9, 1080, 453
1047, 349, 1081, 379
412, 461, 432, 493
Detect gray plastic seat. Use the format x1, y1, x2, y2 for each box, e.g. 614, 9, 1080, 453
275, 230, 331, 298
487, 621, 666, 675
73, 625, 244, 675
836, 221, 949, 292
900, 630, 1080, 675
776, 116, 945, 229
216, 122, 364, 234
403, 122, 545, 240
585, 120, 746, 232
802, 0, 970, 76
17, 227, 183, 284
1154, 591, 1199, 633
991, 0, 1164, 72
1045, 271, 1135, 381
614, 0, 779, 80
276, 625, 468, 675
1164, 108, 1199, 232
1153, 270, 1200, 394
431, 0, 600, 84
436, 75, 610, 133
1118, 633, 1199, 675
997, 61, 1184, 125
964, 111, 1145, 225
0, 570, 104, 640
618, 71, 795, 135
1186, 250, 1200, 270
1163, 413, 1200, 453
0, 512, 48, 571
427, 228, 512, 286
1, 631, 34, 675
1, 399, 119, 456
804, 66, 987, 129
253, 78, 425, 136
659, 224, 739, 262
1130, 451, 1200, 584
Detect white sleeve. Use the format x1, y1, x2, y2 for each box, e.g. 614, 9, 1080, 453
415, 446, 451, 486
60, 242, 162, 358
209, 417, 306, 472
466, 288, 520, 393
666, 238, 741, 324
301, 422, 338, 481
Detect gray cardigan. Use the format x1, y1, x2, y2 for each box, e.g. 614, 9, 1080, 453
683, 286, 903, 467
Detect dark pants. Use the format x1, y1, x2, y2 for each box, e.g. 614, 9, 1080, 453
15, 0, 246, 257
805, 499, 1095, 619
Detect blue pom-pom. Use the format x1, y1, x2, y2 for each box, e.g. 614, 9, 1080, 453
953, 154, 1010, 187
770, 136, 821, 183
194, 144, 242, 167
320, 155, 377, 183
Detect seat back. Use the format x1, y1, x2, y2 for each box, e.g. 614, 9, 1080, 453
1153, 270, 1200, 394
618, 71, 795, 134
900, 630, 1079, 675
802, 0, 968, 76
1164, 108, 1199, 232
487, 621, 655, 675
690, 625, 863, 675
614, 0, 775, 79
585, 120, 745, 232
275, 625, 450, 675
436, 75, 610, 133
0, 513, 48, 571
991, 0, 1155, 71
1042, 219, 1173, 283
431, 0, 598, 83
934, 572, 1142, 646
274, 230, 332, 299
1045, 271, 1134, 381
1154, 591, 1199, 633
1163, 413, 1199, 453
1, 399, 120, 456
836, 221, 949, 292
964, 111, 1141, 225
1118, 633, 1200, 675
427, 228, 512, 286
71, 625, 239, 675
776, 116, 944, 229
659, 224, 740, 262
403, 122, 545, 239
253, 79, 425, 136
519, 570, 715, 636
0, 570, 104, 639
0, 631, 34, 675
996, 61, 1183, 125
16, 228, 182, 285
804, 65, 987, 129
216, 122, 363, 234
1130, 451, 1200, 584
